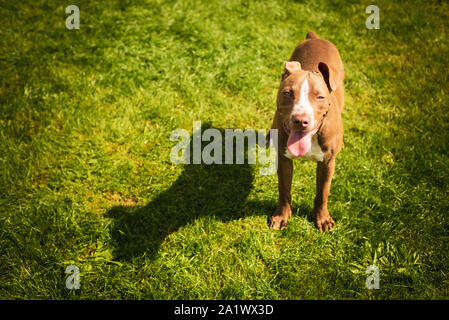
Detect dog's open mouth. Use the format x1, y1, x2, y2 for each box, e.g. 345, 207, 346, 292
284, 122, 320, 157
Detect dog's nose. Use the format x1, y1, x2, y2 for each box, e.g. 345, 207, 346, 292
292, 114, 311, 129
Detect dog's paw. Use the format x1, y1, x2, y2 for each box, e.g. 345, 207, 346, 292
315, 211, 335, 232
269, 205, 291, 230
269, 215, 289, 230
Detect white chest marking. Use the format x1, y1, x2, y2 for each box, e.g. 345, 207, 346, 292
284, 135, 324, 162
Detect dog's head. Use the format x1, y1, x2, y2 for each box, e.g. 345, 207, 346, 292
276, 61, 344, 157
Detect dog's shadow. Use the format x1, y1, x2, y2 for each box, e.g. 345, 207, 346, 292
106, 124, 284, 261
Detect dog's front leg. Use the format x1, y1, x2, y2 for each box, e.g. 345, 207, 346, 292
314, 158, 336, 232
270, 154, 293, 230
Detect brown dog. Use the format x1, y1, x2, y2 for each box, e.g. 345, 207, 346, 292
269, 31, 345, 232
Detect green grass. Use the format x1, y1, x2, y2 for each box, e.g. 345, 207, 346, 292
1, 0, 448, 299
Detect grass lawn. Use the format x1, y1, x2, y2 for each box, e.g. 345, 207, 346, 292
1, 0, 448, 299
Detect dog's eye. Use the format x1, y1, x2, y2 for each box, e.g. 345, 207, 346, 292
283, 89, 294, 97
316, 95, 325, 100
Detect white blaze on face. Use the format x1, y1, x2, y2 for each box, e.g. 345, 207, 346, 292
292, 78, 314, 128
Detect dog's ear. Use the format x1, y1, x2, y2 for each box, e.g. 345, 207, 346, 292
281, 61, 302, 81
318, 62, 345, 92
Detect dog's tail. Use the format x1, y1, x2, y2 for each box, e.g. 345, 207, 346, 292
306, 31, 318, 39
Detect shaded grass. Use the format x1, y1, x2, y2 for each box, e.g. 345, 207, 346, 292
0, 0, 448, 299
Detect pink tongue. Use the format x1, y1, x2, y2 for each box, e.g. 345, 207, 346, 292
287, 130, 314, 157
